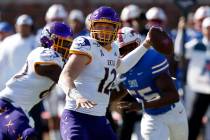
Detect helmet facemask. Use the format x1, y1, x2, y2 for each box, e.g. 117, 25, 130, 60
40, 22, 73, 60
52, 34, 73, 59
90, 19, 120, 44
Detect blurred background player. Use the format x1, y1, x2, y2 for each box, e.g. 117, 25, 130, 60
193, 6, 210, 40
173, 6, 210, 140
68, 9, 89, 37
0, 21, 73, 140
184, 16, 210, 140
58, 6, 153, 140
115, 26, 188, 140
45, 4, 68, 23
120, 4, 148, 39
146, 7, 167, 29
0, 14, 36, 91
36, 4, 68, 43
175, 6, 210, 59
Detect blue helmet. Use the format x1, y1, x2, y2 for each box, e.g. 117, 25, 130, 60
90, 6, 121, 44
40, 22, 73, 59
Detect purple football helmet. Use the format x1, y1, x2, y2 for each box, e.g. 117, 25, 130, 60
40, 22, 73, 59
90, 6, 121, 44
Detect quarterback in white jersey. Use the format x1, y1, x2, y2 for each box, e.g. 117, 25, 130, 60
64, 35, 119, 116
58, 6, 152, 140
0, 22, 73, 140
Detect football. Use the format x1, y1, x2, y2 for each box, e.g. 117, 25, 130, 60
149, 26, 174, 55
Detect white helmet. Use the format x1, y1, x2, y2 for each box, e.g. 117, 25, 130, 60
146, 7, 166, 21
45, 4, 67, 21
117, 27, 141, 48
68, 9, 85, 23
120, 4, 141, 21
194, 6, 210, 20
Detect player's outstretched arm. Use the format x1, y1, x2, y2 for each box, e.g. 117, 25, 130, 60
34, 62, 62, 83
117, 26, 174, 74
116, 37, 151, 74
58, 54, 97, 109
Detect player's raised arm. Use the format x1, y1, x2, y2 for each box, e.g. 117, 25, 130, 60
116, 30, 151, 74
116, 26, 173, 74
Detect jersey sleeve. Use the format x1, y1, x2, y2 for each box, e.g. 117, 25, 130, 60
70, 36, 92, 64
185, 39, 198, 59
150, 53, 169, 78
28, 48, 64, 68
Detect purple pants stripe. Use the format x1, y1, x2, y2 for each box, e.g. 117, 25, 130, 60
60, 109, 117, 140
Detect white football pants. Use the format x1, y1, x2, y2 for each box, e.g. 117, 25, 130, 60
140, 101, 188, 140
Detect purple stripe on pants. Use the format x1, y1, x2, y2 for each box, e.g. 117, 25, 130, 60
60, 109, 117, 140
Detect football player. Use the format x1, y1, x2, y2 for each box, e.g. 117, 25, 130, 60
58, 6, 153, 140
115, 27, 188, 140
0, 22, 73, 140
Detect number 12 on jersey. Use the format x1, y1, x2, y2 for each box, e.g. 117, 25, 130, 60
98, 67, 117, 95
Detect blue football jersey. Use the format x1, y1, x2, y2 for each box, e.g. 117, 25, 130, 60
121, 48, 169, 103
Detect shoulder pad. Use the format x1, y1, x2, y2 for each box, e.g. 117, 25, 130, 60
40, 49, 60, 60
72, 36, 91, 51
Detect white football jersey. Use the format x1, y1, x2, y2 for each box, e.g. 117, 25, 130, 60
0, 47, 64, 112
186, 38, 210, 94
65, 36, 119, 116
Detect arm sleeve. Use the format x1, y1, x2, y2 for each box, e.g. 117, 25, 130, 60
117, 44, 148, 74
185, 39, 197, 59
174, 28, 184, 58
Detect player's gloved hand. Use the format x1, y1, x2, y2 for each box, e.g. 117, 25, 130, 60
117, 101, 142, 113
75, 97, 97, 110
